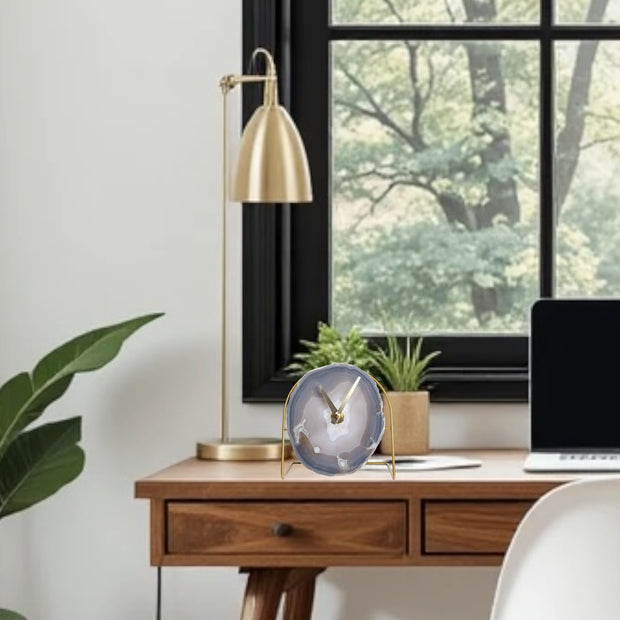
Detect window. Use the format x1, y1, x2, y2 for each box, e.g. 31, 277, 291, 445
242, 0, 620, 402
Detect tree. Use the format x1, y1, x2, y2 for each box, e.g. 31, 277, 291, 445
332, 0, 613, 333
556, 0, 610, 212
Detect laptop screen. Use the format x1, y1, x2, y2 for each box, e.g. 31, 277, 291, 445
531, 299, 620, 451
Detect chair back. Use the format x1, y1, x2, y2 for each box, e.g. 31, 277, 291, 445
490, 476, 620, 620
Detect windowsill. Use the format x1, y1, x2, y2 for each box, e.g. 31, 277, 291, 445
243, 367, 528, 403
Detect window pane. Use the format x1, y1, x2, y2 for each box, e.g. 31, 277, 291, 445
331, 0, 539, 25
331, 40, 539, 334
556, 1, 620, 23
555, 41, 620, 297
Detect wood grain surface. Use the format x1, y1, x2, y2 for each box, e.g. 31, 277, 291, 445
423, 500, 533, 554
135, 451, 582, 567
167, 501, 406, 556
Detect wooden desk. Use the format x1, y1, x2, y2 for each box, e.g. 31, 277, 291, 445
135, 450, 577, 620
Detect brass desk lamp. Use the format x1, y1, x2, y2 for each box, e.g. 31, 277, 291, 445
196, 48, 312, 461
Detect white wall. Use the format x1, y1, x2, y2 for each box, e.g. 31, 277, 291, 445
0, 1, 529, 618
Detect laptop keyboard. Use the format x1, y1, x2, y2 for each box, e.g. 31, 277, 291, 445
559, 453, 620, 461
524, 452, 620, 472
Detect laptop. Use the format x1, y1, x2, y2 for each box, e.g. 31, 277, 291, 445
524, 298, 620, 472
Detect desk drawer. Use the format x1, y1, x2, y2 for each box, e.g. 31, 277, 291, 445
167, 501, 406, 556
423, 500, 533, 554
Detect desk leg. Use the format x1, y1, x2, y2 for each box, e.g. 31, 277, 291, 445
239, 568, 326, 620
283, 568, 325, 620
239, 569, 288, 620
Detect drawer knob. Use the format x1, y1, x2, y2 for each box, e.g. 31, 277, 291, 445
271, 522, 293, 537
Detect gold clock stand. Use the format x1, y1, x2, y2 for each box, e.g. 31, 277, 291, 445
280, 375, 396, 479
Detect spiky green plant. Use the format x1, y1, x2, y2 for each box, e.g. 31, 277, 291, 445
372, 335, 440, 392
287, 322, 375, 374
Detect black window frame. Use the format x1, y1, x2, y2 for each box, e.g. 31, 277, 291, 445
242, 0, 620, 403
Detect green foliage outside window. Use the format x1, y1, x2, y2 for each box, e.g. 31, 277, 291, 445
331, 0, 620, 336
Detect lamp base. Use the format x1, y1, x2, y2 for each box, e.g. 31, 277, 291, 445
196, 437, 292, 461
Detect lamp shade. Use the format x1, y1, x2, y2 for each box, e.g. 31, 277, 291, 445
231, 104, 312, 203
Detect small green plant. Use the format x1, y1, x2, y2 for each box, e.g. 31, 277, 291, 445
372, 335, 440, 392
0, 313, 163, 620
287, 322, 375, 374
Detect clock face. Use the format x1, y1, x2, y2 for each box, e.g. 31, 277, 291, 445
286, 363, 384, 475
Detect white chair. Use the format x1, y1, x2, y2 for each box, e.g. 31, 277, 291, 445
490, 476, 620, 620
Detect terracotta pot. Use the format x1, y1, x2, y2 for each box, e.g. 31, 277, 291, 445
380, 391, 429, 455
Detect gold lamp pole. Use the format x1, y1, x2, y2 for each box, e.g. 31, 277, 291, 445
197, 48, 312, 461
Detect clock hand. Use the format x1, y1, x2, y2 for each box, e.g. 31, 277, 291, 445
335, 376, 361, 419
320, 385, 346, 425
318, 385, 338, 415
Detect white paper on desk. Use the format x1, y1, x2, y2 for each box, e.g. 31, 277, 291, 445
364, 455, 482, 471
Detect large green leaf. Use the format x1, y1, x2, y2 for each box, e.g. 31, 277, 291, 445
0, 417, 84, 519
0, 313, 162, 458
0, 609, 27, 620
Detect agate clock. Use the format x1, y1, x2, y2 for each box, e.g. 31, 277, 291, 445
285, 363, 385, 475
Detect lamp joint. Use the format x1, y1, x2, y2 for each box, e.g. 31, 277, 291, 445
220, 75, 237, 94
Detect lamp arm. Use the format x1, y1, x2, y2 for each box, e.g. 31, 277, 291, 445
220, 74, 276, 92
219, 47, 279, 105
251, 47, 276, 77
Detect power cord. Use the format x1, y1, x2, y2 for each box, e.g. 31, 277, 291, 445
156, 566, 162, 620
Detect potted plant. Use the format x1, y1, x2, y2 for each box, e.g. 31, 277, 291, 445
0, 313, 162, 620
371, 334, 440, 455
287, 322, 376, 374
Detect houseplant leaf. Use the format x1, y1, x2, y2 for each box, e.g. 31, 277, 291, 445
372, 335, 440, 391
0, 417, 84, 519
287, 322, 376, 374
0, 609, 27, 620
0, 313, 162, 459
